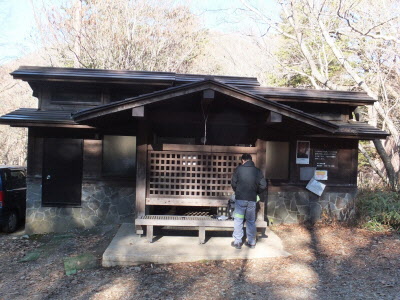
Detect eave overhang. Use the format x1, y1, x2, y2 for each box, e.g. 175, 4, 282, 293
0, 108, 93, 128
332, 121, 389, 139
237, 86, 376, 106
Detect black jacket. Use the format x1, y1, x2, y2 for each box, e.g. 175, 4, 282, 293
231, 160, 267, 201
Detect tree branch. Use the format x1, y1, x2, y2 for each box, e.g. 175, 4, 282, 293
358, 143, 389, 186
240, 0, 297, 41
309, 1, 400, 143
337, 1, 400, 44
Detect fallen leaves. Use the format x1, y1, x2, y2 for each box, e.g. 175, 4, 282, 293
0, 224, 399, 299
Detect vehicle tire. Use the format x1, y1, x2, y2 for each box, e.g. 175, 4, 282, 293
2, 211, 18, 233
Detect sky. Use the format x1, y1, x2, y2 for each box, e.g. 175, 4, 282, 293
0, 0, 37, 62
0, 0, 278, 64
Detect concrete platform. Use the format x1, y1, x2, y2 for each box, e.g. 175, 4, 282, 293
102, 223, 291, 266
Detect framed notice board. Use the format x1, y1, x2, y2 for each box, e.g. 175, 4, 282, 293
311, 140, 358, 185
295, 139, 358, 185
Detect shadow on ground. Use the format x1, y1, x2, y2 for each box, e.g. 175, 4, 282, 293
0, 224, 399, 300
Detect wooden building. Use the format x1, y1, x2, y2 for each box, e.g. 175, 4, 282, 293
0, 66, 388, 238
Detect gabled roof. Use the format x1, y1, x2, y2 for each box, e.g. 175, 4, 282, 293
0, 108, 387, 139
73, 79, 338, 133
2, 66, 388, 139
12, 66, 376, 105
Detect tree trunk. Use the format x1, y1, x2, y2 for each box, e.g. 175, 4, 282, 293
373, 139, 399, 191
359, 143, 388, 186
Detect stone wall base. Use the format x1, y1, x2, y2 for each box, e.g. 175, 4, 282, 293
25, 178, 135, 234
266, 189, 357, 225
24, 179, 356, 233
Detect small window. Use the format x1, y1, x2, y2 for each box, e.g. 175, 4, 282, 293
9, 170, 26, 190
103, 135, 136, 177
265, 141, 289, 180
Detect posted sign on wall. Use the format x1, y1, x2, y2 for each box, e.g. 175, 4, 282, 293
314, 150, 338, 168
315, 170, 328, 180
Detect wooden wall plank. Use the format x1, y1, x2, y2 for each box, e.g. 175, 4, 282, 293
28, 136, 44, 177
82, 139, 102, 179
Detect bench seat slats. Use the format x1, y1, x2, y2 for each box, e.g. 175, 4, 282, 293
146, 197, 227, 207
135, 215, 268, 228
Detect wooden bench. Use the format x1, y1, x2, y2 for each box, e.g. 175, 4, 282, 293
135, 215, 269, 244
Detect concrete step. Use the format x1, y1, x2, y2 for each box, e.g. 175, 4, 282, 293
102, 223, 291, 267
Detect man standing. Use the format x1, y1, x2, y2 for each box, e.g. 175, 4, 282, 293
231, 154, 267, 249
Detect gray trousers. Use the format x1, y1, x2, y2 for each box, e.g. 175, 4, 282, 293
233, 200, 256, 245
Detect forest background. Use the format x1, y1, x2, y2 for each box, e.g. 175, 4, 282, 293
0, 1, 399, 226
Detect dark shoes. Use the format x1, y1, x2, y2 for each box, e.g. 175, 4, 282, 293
245, 241, 256, 249
231, 241, 256, 249
231, 241, 242, 249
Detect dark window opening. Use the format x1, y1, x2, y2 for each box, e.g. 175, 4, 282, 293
265, 141, 289, 180
9, 170, 26, 190
102, 135, 136, 177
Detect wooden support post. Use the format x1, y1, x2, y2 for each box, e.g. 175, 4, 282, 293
146, 225, 154, 243
256, 139, 267, 222
199, 226, 206, 244
135, 119, 148, 235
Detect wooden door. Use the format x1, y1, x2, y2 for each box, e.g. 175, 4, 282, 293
42, 138, 83, 206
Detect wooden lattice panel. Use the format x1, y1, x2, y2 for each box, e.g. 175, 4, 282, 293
147, 151, 254, 198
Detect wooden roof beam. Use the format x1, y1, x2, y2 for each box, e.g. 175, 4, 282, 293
266, 111, 282, 123
132, 106, 145, 117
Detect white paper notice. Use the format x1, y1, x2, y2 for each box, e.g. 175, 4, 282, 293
306, 178, 326, 196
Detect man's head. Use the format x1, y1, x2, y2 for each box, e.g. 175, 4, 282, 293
241, 153, 252, 164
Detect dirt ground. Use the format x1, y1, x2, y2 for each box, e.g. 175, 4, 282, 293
0, 224, 399, 300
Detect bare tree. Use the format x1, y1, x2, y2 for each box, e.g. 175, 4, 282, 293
1, 0, 274, 166
31, 0, 209, 73
240, 0, 400, 190
0, 55, 44, 165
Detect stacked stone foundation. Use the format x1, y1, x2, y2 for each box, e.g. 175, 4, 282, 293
25, 178, 135, 234
266, 187, 357, 224
25, 179, 356, 233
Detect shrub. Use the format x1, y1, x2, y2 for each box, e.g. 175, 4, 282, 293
356, 190, 400, 232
